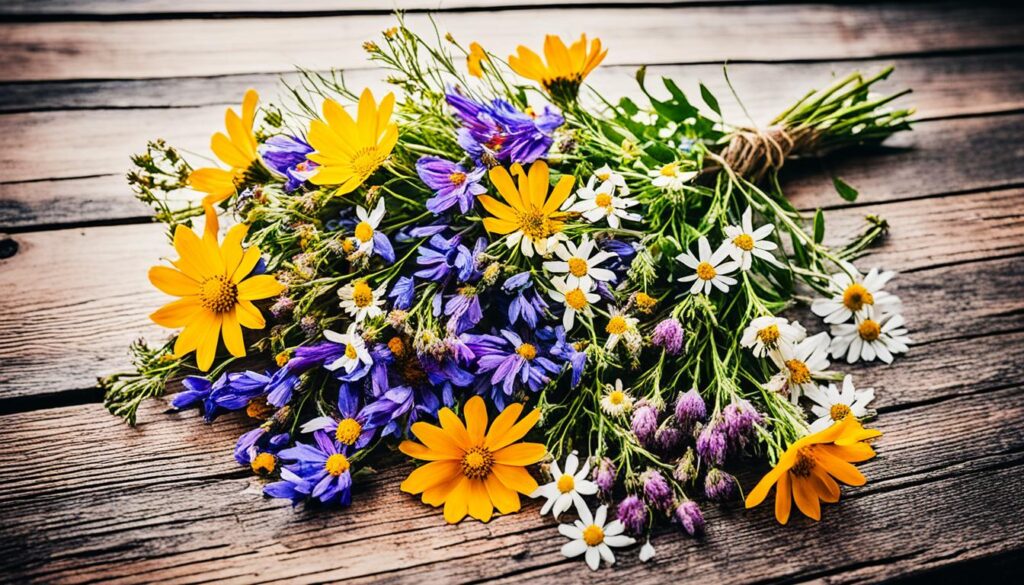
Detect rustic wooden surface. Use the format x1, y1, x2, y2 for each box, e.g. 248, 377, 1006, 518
1, 1, 1023, 583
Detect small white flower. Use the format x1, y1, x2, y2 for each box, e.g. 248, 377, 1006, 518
811, 267, 902, 324
548, 276, 599, 330
828, 308, 911, 364
723, 207, 781, 270
591, 164, 628, 191
770, 331, 832, 403
648, 162, 697, 192
600, 379, 634, 416
804, 375, 876, 433
322, 323, 373, 373
566, 178, 641, 229
603, 309, 639, 351
639, 539, 656, 562
740, 316, 806, 358
543, 237, 616, 292
351, 197, 386, 257
559, 503, 636, 571
530, 451, 598, 519
338, 279, 386, 323
677, 236, 740, 295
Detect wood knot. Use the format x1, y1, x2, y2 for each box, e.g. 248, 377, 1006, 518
0, 236, 18, 260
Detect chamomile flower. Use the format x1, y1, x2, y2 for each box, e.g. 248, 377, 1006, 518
811, 267, 902, 324
323, 324, 372, 374
648, 162, 696, 192
723, 207, 781, 270
559, 503, 635, 571
604, 309, 639, 351
349, 197, 393, 262
548, 276, 599, 329
338, 279, 386, 323
591, 164, 627, 191
769, 332, 832, 403
804, 375, 875, 433
530, 451, 598, 519
543, 237, 616, 291
566, 177, 641, 229
828, 308, 911, 364
677, 236, 740, 295
740, 316, 806, 358
600, 379, 634, 417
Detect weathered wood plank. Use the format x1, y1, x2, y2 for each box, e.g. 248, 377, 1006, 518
1, 4, 1021, 82
1, 190, 1021, 402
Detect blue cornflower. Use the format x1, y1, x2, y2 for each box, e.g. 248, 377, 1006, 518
300, 385, 385, 450
368, 385, 442, 438
544, 325, 588, 388
267, 431, 354, 506
388, 276, 416, 310
463, 329, 560, 409
170, 374, 227, 420
444, 286, 483, 334
416, 156, 487, 214
259, 135, 317, 192
212, 370, 274, 411
503, 272, 549, 328
266, 367, 301, 407
446, 89, 563, 165
415, 233, 476, 282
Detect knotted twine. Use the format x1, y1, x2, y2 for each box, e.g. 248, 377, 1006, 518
718, 125, 821, 183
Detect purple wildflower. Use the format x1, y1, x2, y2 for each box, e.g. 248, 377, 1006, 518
674, 388, 707, 432
446, 89, 563, 165
544, 325, 588, 388
592, 457, 616, 496
269, 296, 295, 319
655, 424, 683, 452
616, 494, 648, 536
444, 287, 484, 335
640, 469, 673, 513
704, 468, 738, 502
503, 272, 549, 329
652, 318, 685, 355
300, 386, 386, 450
674, 500, 705, 536
722, 399, 764, 450
369, 385, 442, 438
674, 447, 698, 484
267, 430, 354, 506
696, 419, 729, 466
463, 329, 560, 410
631, 401, 659, 448
170, 374, 227, 420
234, 429, 290, 475
266, 368, 301, 407
388, 276, 416, 310
260, 135, 316, 192
415, 233, 476, 283
416, 156, 487, 214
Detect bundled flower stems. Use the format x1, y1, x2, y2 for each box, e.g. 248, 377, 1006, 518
102, 17, 914, 570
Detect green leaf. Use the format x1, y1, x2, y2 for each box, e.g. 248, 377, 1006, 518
813, 209, 825, 244
699, 82, 721, 116
832, 176, 859, 202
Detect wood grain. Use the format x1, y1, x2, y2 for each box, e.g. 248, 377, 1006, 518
1, 4, 1022, 82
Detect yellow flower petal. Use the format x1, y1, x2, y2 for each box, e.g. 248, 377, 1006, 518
221, 309, 245, 358
437, 408, 472, 450
485, 406, 539, 451
194, 313, 223, 371
174, 310, 215, 357
775, 472, 792, 525
483, 403, 523, 449
409, 422, 465, 459
463, 395, 488, 446
791, 475, 821, 521
235, 299, 266, 329
400, 460, 462, 495
443, 477, 470, 524
400, 440, 460, 462
149, 266, 199, 297
466, 479, 493, 522
150, 297, 201, 329
491, 463, 538, 495
236, 274, 284, 301
492, 442, 546, 466
484, 474, 520, 515
220, 224, 249, 277
422, 472, 463, 507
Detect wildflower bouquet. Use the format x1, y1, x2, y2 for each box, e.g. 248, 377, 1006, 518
103, 18, 914, 569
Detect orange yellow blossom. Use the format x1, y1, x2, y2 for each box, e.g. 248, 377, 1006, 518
188, 89, 260, 236
509, 34, 606, 97
399, 395, 546, 524
149, 223, 284, 371
467, 42, 487, 78
478, 160, 574, 257
745, 415, 882, 524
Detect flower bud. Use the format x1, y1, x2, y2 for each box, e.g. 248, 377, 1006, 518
616, 495, 648, 536
674, 500, 705, 536
704, 468, 738, 502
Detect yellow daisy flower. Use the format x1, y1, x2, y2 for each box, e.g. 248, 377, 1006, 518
745, 415, 882, 524
307, 88, 398, 196
188, 89, 260, 235
399, 396, 546, 524
509, 34, 607, 102
478, 160, 575, 257
149, 223, 285, 371
467, 42, 488, 78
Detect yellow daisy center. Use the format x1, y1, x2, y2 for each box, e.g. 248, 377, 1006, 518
567, 257, 589, 277
791, 446, 816, 477
660, 163, 679, 177
449, 171, 467, 185
595, 192, 613, 208
609, 390, 626, 405
830, 403, 852, 422
461, 446, 494, 480
785, 359, 811, 384
342, 238, 356, 253
335, 418, 363, 445
387, 336, 406, 357
516, 343, 537, 360
199, 275, 238, 313
345, 343, 358, 360
516, 207, 559, 241
843, 283, 874, 312
597, 171, 611, 181
557, 474, 575, 494
564, 288, 588, 311
354, 221, 374, 243
635, 292, 656, 311
325, 453, 350, 476
606, 316, 628, 335
696, 262, 717, 281
733, 233, 755, 251
858, 319, 882, 341
757, 324, 781, 345
582, 524, 605, 546
350, 146, 388, 183
352, 281, 374, 308
250, 452, 276, 475
246, 397, 274, 420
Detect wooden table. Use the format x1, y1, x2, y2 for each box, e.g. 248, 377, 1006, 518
2, 1, 1023, 582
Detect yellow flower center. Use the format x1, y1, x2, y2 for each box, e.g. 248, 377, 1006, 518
858, 319, 881, 341
660, 163, 679, 177
516, 207, 559, 241
696, 262, 717, 281
567, 257, 589, 277
335, 418, 363, 445
606, 316, 628, 335
352, 280, 374, 308
757, 324, 781, 345
785, 359, 811, 384
354, 221, 374, 243
733, 233, 755, 251
635, 292, 656, 311
594, 192, 613, 208
461, 446, 494, 480
791, 446, 816, 477
345, 343, 358, 360
250, 452, 276, 475
350, 146, 388, 183
609, 390, 626, 405
516, 343, 537, 360
449, 171, 467, 185
325, 453, 350, 476
830, 403, 852, 421
557, 474, 575, 494
388, 336, 406, 357
582, 524, 605, 546
246, 397, 274, 420
342, 238, 356, 253
596, 171, 611, 181
843, 283, 874, 312
564, 288, 588, 311
199, 275, 239, 313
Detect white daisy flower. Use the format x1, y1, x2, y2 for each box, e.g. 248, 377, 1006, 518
723, 206, 781, 270
811, 267, 902, 324
565, 178, 641, 229
740, 316, 806, 358
322, 323, 373, 374
600, 379, 634, 416
351, 197, 386, 257
677, 236, 740, 295
338, 279, 386, 323
604, 309, 639, 351
543, 237, 616, 292
559, 503, 635, 571
804, 375, 876, 433
591, 164, 628, 192
770, 331, 832, 403
828, 308, 911, 364
639, 539, 656, 562
548, 276, 599, 330
530, 451, 598, 519
648, 162, 697, 192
